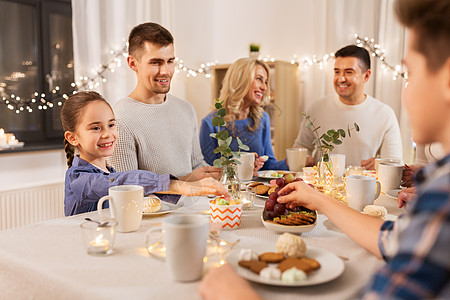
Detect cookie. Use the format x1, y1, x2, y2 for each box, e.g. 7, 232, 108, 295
271, 213, 316, 226
267, 186, 277, 195
256, 184, 270, 195
238, 259, 268, 274
258, 252, 285, 263
277, 257, 314, 274
238, 260, 253, 268
248, 182, 263, 188
299, 257, 321, 270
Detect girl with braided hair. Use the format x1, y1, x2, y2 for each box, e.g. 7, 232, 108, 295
61, 91, 228, 216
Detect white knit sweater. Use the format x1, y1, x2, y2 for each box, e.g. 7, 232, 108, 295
109, 94, 208, 177
294, 94, 403, 166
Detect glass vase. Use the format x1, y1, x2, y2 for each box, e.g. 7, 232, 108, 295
220, 164, 241, 201
317, 150, 333, 187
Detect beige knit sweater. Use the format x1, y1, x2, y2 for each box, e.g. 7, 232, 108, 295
109, 94, 208, 177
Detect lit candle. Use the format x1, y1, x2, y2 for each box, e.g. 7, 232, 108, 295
9, 135, 18, 145
0, 129, 6, 145
88, 235, 110, 254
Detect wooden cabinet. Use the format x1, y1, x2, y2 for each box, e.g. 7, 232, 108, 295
211, 60, 301, 160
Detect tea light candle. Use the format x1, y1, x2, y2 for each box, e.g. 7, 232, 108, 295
89, 236, 110, 254
9, 135, 18, 145
0, 129, 6, 145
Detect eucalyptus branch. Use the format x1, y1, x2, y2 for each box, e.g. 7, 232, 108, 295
210, 99, 250, 175
302, 112, 360, 162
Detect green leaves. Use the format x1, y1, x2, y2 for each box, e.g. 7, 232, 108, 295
212, 117, 225, 127
217, 108, 226, 117
215, 129, 229, 140
303, 112, 360, 153
237, 137, 250, 151
210, 99, 250, 170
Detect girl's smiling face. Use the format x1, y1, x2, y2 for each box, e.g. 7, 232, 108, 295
65, 100, 117, 167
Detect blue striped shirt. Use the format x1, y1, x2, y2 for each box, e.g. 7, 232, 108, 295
366, 154, 450, 299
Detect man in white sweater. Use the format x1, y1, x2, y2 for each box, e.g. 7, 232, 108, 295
293, 45, 402, 169
110, 22, 221, 181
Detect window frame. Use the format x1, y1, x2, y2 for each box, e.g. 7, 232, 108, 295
0, 0, 72, 147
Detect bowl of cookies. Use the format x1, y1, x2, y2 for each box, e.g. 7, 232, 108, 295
260, 177, 317, 234
261, 206, 317, 234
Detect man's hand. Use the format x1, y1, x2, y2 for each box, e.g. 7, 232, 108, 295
180, 166, 222, 182
305, 155, 315, 167
360, 157, 375, 170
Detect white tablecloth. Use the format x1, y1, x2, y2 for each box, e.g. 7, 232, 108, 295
0, 194, 403, 300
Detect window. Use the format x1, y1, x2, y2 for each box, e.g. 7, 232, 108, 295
0, 0, 73, 146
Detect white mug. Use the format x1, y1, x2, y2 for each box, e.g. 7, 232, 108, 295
97, 185, 144, 233
146, 214, 210, 282
374, 157, 402, 171
346, 175, 381, 211
378, 163, 403, 193
330, 154, 346, 178
237, 152, 255, 181
286, 148, 308, 172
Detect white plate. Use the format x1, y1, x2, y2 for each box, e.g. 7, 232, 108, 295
247, 182, 272, 199
142, 196, 184, 216
384, 214, 398, 221
261, 209, 317, 234
227, 243, 345, 286
386, 189, 402, 199
257, 170, 287, 179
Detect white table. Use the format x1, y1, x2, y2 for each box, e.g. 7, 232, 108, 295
0, 194, 403, 300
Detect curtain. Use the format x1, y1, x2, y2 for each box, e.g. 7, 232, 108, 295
71, 0, 173, 105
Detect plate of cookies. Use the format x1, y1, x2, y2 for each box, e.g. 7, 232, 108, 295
227, 233, 344, 286
257, 170, 295, 179
247, 182, 276, 199
142, 195, 183, 216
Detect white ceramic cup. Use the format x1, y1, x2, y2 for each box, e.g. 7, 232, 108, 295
374, 157, 402, 171
97, 185, 144, 233
146, 214, 210, 282
286, 148, 308, 172
330, 154, 346, 178
236, 152, 255, 181
346, 175, 381, 211
378, 162, 403, 193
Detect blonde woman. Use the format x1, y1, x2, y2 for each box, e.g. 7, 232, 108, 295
200, 57, 288, 171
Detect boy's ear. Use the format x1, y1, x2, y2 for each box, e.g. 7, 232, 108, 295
444, 57, 450, 103
64, 131, 79, 147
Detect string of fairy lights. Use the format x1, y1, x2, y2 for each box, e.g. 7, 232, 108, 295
1, 34, 407, 114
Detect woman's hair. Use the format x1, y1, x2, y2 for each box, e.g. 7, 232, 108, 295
60, 91, 111, 167
218, 57, 270, 132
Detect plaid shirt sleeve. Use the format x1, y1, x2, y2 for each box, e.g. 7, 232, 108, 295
364, 155, 450, 299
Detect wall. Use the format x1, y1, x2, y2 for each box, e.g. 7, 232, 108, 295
0, 150, 66, 192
